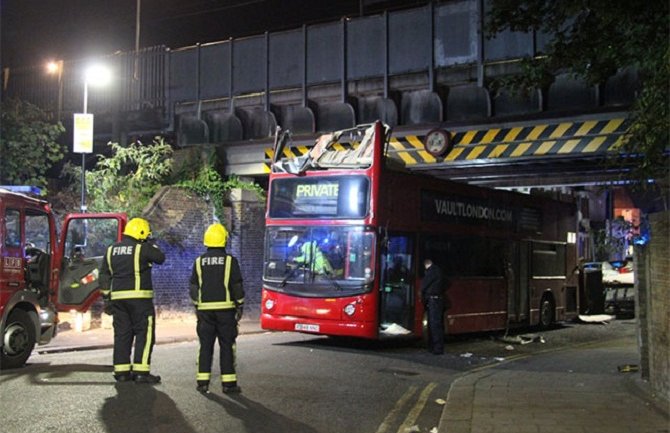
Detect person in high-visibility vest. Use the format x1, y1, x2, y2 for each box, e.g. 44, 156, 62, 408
190, 223, 244, 394
99, 217, 165, 383
293, 240, 333, 275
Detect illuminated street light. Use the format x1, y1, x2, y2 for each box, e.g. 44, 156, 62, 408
45, 60, 64, 121
46, 61, 60, 74
83, 64, 112, 113
74, 63, 111, 213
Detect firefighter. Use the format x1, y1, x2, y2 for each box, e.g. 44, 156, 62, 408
99, 217, 166, 384
190, 223, 244, 394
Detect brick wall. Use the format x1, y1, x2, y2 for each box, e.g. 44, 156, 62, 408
142, 186, 265, 320
226, 189, 266, 317
635, 245, 649, 377
636, 211, 669, 403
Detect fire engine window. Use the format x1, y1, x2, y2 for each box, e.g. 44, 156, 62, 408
25, 211, 50, 252
65, 219, 120, 258
4, 209, 21, 248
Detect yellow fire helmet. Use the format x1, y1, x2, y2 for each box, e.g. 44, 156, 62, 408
203, 223, 228, 248
124, 217, 152, 241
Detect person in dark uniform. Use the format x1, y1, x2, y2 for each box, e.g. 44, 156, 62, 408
388, 255, 409, 283
99, 217, 166, 383
190, 223, 244, 394
421, 258, 445, 355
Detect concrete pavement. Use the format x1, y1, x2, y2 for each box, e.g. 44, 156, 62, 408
439, 338, 669, 433
40, 314, 669, 433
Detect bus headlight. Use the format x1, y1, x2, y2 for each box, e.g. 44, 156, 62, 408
343, 303, 356, 316
264, 299, 275, 311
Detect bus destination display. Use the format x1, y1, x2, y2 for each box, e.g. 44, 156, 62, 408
270, 176, 369, 219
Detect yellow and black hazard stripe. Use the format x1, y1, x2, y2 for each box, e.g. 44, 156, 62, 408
263, 118, 629, 171
390, 118, 629, 166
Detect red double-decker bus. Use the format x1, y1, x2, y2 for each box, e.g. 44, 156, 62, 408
260, 121, 579, 339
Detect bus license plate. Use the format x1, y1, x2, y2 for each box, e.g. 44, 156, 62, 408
295, 323, 320, 332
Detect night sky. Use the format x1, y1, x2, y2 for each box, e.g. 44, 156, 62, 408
1, 0, 423, 68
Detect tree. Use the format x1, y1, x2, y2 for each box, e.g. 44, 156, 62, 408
486, 0, 669, 201
0, 98, 65, 191
63, 138, 173, 216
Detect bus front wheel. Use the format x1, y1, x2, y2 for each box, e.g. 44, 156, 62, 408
539, 295, 555, 329
1, 309, 36, 369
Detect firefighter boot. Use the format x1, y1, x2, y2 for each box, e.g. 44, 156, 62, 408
196, 381, 209, 393
222, 384, 241, 394
114, 373, 134, 382
134, 373, 161, 384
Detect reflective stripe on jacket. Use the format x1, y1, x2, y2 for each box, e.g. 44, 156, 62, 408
190, 248, 244, 311
99, 235, 166, 300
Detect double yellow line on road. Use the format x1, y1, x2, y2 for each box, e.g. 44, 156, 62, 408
375, 382, 439, 433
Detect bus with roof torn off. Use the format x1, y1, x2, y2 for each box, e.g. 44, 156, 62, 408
260, 121, 579, 339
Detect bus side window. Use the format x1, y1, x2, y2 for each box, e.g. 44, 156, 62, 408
346, 231, 374, 280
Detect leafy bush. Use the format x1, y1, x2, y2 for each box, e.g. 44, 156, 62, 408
63, 136, 265, 219
177, 163, 265, 219
63, 137, 173, 215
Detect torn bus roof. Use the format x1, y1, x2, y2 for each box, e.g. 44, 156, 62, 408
270, 123, 391, 174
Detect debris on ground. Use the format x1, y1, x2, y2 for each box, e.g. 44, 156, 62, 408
499, 334, 546, 345
505, 345, 514, 351
435, 398, 446, 405
494, 357, 505, 362
578, 314, 616, 324
379, 322, 412, 335
430, 428, 438, 433
460, 352, 473, 358
404, 425, 420, 432
618, 364, 639, 373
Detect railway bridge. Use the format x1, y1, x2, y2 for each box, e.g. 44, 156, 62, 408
4, 1, 638, 190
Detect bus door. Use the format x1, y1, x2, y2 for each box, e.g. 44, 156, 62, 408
379, 234, 414, 333
505, 241, 525, 322
57, 214, 126, 312
515, 241, 531, 322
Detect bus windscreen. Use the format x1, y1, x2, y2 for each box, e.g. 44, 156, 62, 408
269, 176, 370, 219
263, 226, 376, 295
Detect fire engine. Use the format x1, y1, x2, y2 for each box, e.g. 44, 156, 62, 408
0, 186, 126, 368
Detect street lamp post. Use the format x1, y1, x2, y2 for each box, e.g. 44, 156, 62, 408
80, 80, 88, 213
74, 64, 111, 213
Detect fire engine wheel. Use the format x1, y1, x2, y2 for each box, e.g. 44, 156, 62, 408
1, 309, 36, 369
539, 295, 555, 329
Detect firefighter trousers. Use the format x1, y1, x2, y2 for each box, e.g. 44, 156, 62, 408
196, 309, 238, 386
111, 299, 156, 375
